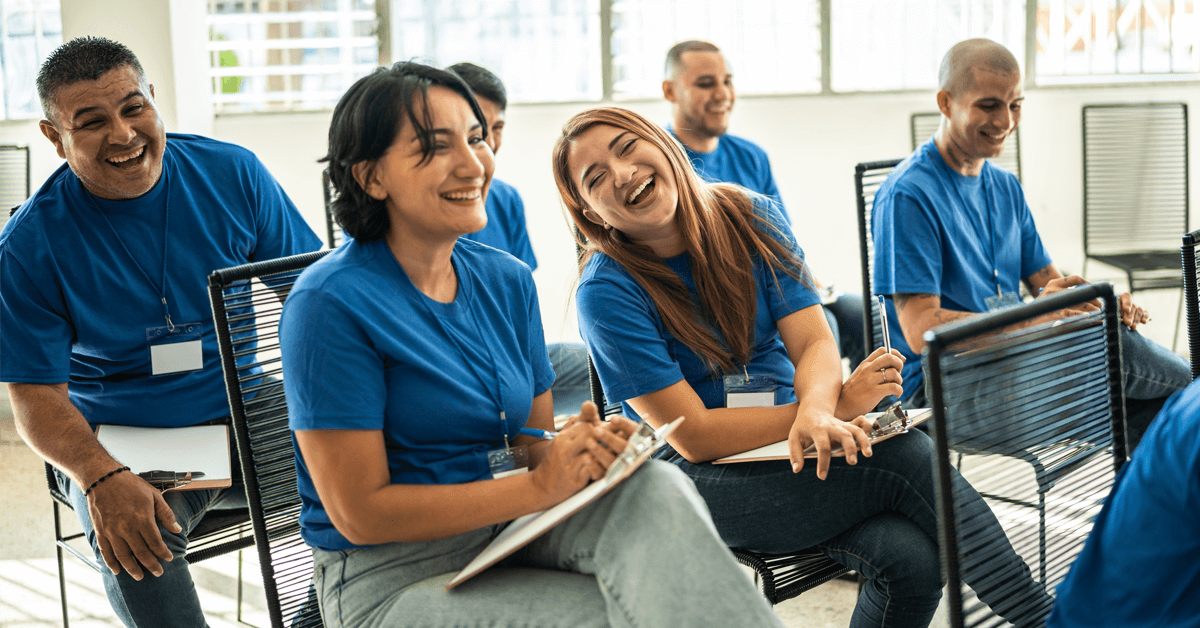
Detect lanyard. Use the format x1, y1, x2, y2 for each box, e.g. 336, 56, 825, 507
417, 250, 511, 446
90, 168, 177, 330
946, 167, 1002, 298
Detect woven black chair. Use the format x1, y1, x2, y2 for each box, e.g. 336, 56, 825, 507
911, 112, 1022, 181
1, 143, 30, 226
854, 158, 905, 355
209, 249, 332, 628
1082, 103, 1188, 349
47, 460, 253, 627
321, 169, 343, 249
1182, 229, 1200, 379
925, 283, 1128, 627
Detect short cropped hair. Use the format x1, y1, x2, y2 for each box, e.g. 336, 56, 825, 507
37, 37, 145, 123
938, 38, 1020, 96
664, 40, 722, 80
320, 61, 487, 243
447, 62, 507, 111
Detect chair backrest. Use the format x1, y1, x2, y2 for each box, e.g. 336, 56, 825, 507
209, 249, 332, 628
1183, 229, 1200, 379
1, 144, 31, 228
924, 282, 1127, 627
322, 169, 344, 249
910, 112, 1022, 181
854, 159, 904, 355
1083, 103, 1188, 257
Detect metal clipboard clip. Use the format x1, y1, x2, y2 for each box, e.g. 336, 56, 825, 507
138, 470, 204, 492
872, 401, 911, 437
603, 421, 670, 481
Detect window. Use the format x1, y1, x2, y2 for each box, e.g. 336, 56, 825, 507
391, 0, 602, 103
609, 0, 821, 99
1034, 0, 1200, 84
0, 0, 61, 120
832, 0, 1026, 92
206, 0, 381, 114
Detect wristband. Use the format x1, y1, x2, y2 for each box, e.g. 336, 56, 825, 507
85, 466, 130, 496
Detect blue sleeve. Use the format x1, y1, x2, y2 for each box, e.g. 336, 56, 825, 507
0, 251, 72, 383
505, 191, 538, 270
1016, 190, 1053, 279
760, 162, 790, 225
576, 274, 684, 404
525, 275, 555, 396
248, 158, 322, 262
753, 199, 821, 317
876, 190, 943, 296
281, 288, 386, 431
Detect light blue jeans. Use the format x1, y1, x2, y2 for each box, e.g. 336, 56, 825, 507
58, 468, 246, 628
549, 341, 592, 416
310, 461, 783, 628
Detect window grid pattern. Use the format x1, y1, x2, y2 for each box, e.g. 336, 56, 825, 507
0, 0, 61, 120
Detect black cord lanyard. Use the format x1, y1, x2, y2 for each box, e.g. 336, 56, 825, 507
90, 168, 177, 331
416, 251, 511, 446
946, 165, 1002, 298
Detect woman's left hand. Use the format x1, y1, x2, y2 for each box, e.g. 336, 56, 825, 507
787, 408, 872, 480
835, 347, 905, 419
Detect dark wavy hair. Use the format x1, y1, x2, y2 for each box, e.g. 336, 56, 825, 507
447, 62, 507, 110
37, 37, 145, 123
320, 61, 487, 242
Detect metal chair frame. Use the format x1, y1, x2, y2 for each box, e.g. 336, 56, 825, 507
854, 158, 905, 355
1182, 229, 1200, 379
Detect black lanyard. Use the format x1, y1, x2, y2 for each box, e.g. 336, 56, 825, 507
90, 168, 177, 330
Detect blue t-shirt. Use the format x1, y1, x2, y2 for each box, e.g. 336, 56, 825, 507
669, 128, 790, 225
281, 238, 556, 551
1048, 381, 1200, 627
0, 134, 321, 426
576, 203, 819, 419
463, 177, 537, 269
871, 139, 1052, 400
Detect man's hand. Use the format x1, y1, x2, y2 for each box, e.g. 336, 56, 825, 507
86, 470, 181, 580
1035, 275, 1101, 319
1118, 292, 1150, 330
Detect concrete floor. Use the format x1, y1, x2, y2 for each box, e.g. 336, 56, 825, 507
0, 383, 944, 628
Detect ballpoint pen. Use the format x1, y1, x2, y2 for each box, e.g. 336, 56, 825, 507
518, 427, 556, 440
877, 294, 892, 356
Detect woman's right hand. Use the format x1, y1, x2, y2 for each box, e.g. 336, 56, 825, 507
836, 347, 905, 419
530, 413, 637, 507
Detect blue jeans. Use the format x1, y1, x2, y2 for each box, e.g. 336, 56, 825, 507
825, 292, 867, 366
550, 341, 592, 416
57, 469, 246, 628
658, 429, 1052, 628
310, 461, 782, 628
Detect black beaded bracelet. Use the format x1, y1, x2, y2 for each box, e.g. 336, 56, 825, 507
85, 466, 130, 496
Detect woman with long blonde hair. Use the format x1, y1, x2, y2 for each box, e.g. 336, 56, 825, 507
554, 106, 1051, 628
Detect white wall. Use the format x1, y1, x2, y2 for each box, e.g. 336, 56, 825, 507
6, 2, 1194, 350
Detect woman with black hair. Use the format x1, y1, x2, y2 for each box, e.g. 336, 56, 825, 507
278, 62, 782, 628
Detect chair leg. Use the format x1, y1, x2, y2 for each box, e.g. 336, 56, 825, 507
53, 501, 70, 628
1038, 492, 1047, 586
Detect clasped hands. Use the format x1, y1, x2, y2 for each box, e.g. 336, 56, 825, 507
529, 401, 637, 507
1037, 275, 1149, 330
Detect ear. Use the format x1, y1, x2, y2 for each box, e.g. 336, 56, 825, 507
936, 90, 953, 120
351, 161, 388, 201
581, 208, 608, 228
39, 120, 66, 159
149, 84, 156, 100
662, 80, 677, 103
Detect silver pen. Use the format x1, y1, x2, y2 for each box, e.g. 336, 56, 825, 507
877, 295, 892, 356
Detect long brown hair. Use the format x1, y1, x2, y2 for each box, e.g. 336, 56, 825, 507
552, 106, 812, 372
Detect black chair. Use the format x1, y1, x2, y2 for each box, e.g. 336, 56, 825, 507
924, 283, 1128, 627
47, 463, 253, 627
321, 169, 343, 248
1082, 103, 1188, 348
854, 158, 905, 355
910, 112, 1022, 181
1, 143, 31, 227
1182, 229, 1200, 379
209, 250, 332, 628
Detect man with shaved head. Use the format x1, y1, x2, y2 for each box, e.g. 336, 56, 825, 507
662, 40, 867, 368
871, 38, 1189, 450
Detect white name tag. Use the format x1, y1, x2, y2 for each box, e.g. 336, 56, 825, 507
727, 391, 776, 408
151, 339, 203, 375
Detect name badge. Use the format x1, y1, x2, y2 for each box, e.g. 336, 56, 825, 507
724, 372, 777, 408
985, 292, 1023, 312
487, 445, 529, 479
147, 322, 204, 376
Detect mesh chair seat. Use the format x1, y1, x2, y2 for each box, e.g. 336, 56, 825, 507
1182, 229, 1200, 379
731, 546, 849, 605
1086, 251, 1184, 291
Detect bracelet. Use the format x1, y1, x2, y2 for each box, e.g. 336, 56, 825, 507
85, 466, 130, 496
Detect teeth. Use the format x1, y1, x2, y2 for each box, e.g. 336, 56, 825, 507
627, 176, 653, 204
442, 190, 480, 201
107, 147, 144, 164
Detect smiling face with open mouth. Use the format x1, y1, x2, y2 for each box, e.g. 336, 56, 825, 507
40, 65, 166, 200
568, 124, 680, 248
941, 66, 1023, 169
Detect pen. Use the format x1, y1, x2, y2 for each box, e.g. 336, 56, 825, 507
877, 295, 892, 355
519, 427, 556, 440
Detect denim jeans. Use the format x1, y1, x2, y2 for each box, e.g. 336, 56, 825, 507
310, 461, 783, 628
825, 292, 867, 367
549, 341, 593, 416
658, 429, 1052, 628
58, 469, 246, 628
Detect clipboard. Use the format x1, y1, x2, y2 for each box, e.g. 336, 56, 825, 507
94, 424, 233, 491
446, 417, 683, 590
713, 408, 932, 464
